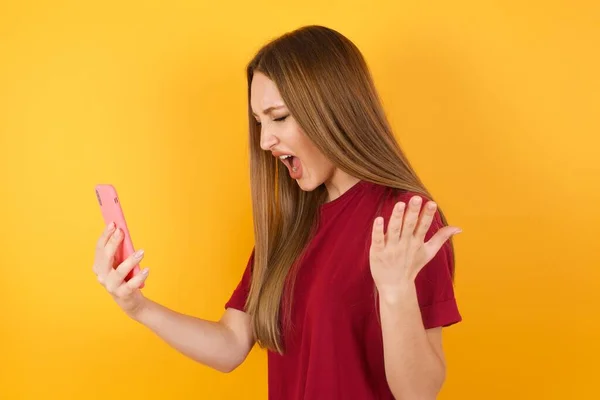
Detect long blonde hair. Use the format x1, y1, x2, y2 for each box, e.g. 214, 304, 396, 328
244, 25, 455, 354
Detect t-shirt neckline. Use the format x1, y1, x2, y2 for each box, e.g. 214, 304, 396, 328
319, 180, 369, 214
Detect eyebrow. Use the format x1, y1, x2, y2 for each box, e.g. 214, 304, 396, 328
252, 105, 286, 117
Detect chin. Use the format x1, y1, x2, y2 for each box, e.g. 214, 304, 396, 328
296, 177, 320, 192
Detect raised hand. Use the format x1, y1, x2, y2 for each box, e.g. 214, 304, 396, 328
369, 195, 461, 297
92, 222, 149, 318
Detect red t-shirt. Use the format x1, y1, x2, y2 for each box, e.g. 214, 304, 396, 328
225, 180, 462, 399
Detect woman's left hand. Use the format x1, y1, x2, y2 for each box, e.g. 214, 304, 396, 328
369, 195, 462, 299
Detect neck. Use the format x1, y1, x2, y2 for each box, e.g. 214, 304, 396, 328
324, 171, 360, 202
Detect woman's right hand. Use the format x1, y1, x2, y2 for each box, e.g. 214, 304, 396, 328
93, 222, 150, 319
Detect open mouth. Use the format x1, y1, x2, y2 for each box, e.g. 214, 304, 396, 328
279, 154, 295, 169
278, 154, 302, 179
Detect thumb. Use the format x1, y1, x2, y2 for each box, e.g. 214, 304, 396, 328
426, 226, 462, 253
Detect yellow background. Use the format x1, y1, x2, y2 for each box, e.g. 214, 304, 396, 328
1, 1, 598, 399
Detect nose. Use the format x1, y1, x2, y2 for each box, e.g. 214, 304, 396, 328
259, 125, 279, 151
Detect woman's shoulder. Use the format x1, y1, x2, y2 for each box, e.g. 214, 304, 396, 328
361, 181, 441, 223
362, 180, 430, 205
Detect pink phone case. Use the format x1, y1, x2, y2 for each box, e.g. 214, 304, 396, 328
95, 184, 144, 288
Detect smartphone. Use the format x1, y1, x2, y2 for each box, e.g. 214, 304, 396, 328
95, 184, 144, 288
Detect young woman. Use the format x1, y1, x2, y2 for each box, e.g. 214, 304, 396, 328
92, 25, 462, 400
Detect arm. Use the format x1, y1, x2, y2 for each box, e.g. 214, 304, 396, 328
93, 224, 255, 373
132, 299, 255, 373
379, 284, 446, 400
369, 195, 462, 399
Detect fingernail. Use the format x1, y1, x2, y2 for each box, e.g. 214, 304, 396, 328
114, 228, 121, 238
134, 249, 145, 258
141, 268, 149, 275
107, 222, 114, 230
454, 229, 462, 235
412, 196, 422, 205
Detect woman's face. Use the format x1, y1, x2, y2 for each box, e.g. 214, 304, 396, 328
250, 72, 336, 192
250, 72, 360, 200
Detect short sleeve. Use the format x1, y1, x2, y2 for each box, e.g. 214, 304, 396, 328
415, 210, 462, 329
224, 249, 255, 312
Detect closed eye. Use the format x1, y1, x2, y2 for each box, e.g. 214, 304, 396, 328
254, 115, 289, 126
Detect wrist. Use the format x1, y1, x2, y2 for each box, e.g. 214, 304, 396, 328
128, 296, 151, 322
378, 281, 417, 306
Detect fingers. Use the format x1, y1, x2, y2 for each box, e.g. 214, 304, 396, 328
398, 196, 422, 243
114, 268, 149, 298
414, 200, 438, 242
370, 216, 385, 252
386, 201, 406, 244
424, 226, 462, 256
96, 222, 116, 249
95, 227, 124, 276
103, 228, 124, 262
104, 249, 145, 294
372, 194, 461, 252
94, 227, 123, 277
93, 223, 116, 276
